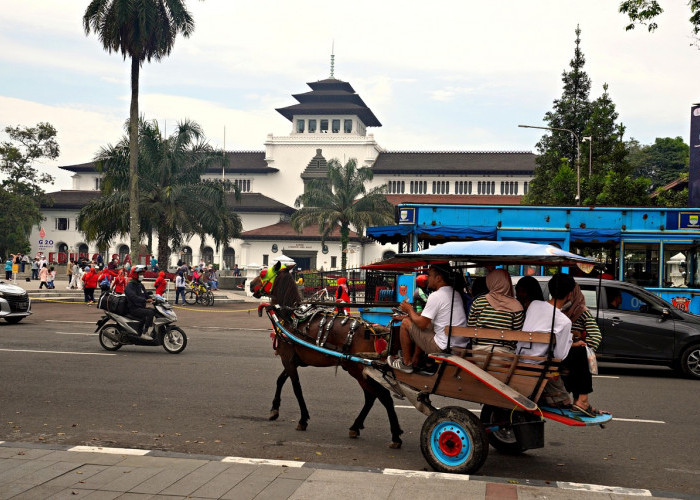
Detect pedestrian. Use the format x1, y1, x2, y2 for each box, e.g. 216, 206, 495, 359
38, 254, 47, 270
111, 269, 127, 294
38, 263, 49, 289
233, 264, 241, 277
82, 266, 98, 304
66, 259, 74, 286
47, 266, 56, 289
20, 253, 28, 273
96, 253, 104, 270
154, 271, 167, 299
175, 271, 186, 304
150, 255, 159, 272
31, 258, 39, 280
4, 256, 13, 280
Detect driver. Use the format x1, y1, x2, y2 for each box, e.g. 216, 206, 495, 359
125, 265, 155, 340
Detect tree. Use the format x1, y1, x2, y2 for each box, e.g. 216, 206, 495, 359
78, 119, 242, 266
523, 26, 592, 205
0, 122, 58, 199
620, 1, 700, 44
291, 158, 395, 272
83, 0, 197, 263
0, 190, 43, 259
627, 136, 689, 188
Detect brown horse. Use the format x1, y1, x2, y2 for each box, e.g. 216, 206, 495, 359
250, 262, 403, 448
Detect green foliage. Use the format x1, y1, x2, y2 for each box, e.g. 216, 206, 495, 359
0, 190, 43, 259
78, 119, 241, 265
0, 122, 58, 199
620, 1, 700, 43
292, 158, 395, 271
627, 136, 689, 187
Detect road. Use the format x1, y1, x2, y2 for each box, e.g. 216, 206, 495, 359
1, 301, 698, 495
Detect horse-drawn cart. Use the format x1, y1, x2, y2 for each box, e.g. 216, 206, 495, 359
255, 240, 612, 475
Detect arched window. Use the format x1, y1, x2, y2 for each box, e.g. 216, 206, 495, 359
181, 246, 193, 266
223, 247, 235, 270
382, 250, 396, 260
514, 182, 519, 195
118, 244, 129, 263
201, 247, 214, 265
78, 243, 89, 259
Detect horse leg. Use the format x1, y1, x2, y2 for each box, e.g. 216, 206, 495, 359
269, 370, 288, 421
288, 366, 310, 431
349, 389, 377, 439
369, 377, 404, 449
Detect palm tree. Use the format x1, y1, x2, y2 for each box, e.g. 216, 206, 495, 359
291, 158, 395, 272
83, 0, 196, 263
78, 119, 242, 266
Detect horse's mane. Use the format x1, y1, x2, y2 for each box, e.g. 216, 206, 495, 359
273, 270, 302, 308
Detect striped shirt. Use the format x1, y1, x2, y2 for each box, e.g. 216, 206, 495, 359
571, 310, 602, 351
467, 295, 525, 348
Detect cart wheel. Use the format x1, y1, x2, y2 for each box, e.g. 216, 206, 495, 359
420, 406, 488, 474
480, 405, 525, 454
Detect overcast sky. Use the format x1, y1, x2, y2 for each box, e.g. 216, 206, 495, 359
1, 0, 699, 191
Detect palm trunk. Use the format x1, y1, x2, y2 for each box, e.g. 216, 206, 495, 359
157, 227, 170, 270
340, 224, 349, 272
129, 55, 140, 264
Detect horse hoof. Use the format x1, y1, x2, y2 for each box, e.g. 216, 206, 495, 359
296, 422, 308, 431
349, 429, 359, 439
269, 410, 279, 421
388, 441, 402, 449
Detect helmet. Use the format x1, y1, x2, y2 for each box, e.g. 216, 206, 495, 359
416, 274, 428, 287
130, 265, 146, 280
337, 277, 347, 285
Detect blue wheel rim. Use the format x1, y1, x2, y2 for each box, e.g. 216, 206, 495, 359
430, 420, 471, 467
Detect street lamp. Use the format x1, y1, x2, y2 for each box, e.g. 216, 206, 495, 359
582, 136, 592, 176
519, 124, 581, 205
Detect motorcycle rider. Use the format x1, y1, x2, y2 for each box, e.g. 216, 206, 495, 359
125, 265, 155, 341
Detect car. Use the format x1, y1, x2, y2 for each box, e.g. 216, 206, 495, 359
513, 276, 700, 379
0, 280, 32, 324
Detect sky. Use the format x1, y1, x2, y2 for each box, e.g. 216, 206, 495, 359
1, 0, 700, 192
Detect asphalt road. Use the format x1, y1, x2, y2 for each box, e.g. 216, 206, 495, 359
1, 300, 699, 495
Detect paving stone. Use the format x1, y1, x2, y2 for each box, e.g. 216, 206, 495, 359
220, 465, 285, 500
98, 466, 164, 493
129, 463, 208, 495
391, 476, 486, 499
8, 460, 82, 486
40, 450, 129, 466
42, 464, 108, 488
288, 469, 397, 500
72, 466, 150, 490
276, 467, 314, 481
0, 447, 56, 460
158, 461, 233, 497
11, 484, 69, 499
255, 477, 304, 499
188, 464, 258, 498
0, 457, 29, 475
0, 481, 36, 499
81, 490, 123, 499
0, 458, 58, 484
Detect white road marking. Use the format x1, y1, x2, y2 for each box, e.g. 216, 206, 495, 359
664, 467, 700, 475
45, 320, 95, 324
68, 445, 148, 455
613, 418, 665, 424
593, 375, 620, 379
0, 348, 115, 356
55, 332, 97, 336
222, 456, 304, 467
557, 482, 651, 496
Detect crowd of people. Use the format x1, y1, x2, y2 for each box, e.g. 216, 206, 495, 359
388, 264, 606, 418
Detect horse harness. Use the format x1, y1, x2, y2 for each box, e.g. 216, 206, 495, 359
276, 304, 390, 358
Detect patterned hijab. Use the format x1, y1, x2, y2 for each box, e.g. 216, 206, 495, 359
485, 269, 523, 313
563, 284, 588, 322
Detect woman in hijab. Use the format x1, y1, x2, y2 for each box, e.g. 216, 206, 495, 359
467, 268, 524, 352
561, 284, 604, 417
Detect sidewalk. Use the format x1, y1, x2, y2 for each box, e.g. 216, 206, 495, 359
0, 441, 689, 500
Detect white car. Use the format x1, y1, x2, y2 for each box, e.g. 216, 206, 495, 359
0, 280, 32, 324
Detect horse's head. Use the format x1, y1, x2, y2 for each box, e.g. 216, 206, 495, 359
250, 261, 299, 307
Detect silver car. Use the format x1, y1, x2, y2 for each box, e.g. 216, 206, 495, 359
0, 280, 32, 324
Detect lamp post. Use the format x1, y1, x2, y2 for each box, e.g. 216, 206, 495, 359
519, 124, 581, 205
582, 136, 592, 176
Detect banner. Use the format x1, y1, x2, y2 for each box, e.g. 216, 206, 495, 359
689, 104, 700, 207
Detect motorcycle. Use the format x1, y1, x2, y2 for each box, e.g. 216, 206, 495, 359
95, 295, 187, 354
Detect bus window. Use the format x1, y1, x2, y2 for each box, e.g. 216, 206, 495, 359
623, 243, 660, 288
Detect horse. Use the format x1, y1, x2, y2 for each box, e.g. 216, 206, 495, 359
250, 261, 403, 448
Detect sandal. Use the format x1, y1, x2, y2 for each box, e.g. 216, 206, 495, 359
572, 404, 607, 417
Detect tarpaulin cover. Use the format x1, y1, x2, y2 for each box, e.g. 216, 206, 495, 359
569, 228, 621, 243
365, 225, 413, 243
363, 240, 598, 271
414, 225, 497, 240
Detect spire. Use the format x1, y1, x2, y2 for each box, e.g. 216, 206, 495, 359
330, 41, 335, 79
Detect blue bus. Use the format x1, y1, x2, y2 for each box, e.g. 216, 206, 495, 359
367, 204, 700, 314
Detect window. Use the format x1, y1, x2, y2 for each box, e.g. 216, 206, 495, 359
94, 178, 102, 190
623, 243, 660, 287
344, 119, 352, 133
524, 181, 529, 194
663, 244, 700, 288
263, 254, 269, 266
201, 247, 214, 265
320, 120, 328, 133
500, 182, 504, 195
234, 179, 251, 192
181, 246, 193, 265
331, 256, 337, 268
468, 181, 472, 194
309, 119, 317, 133
401, 181, 405, 193
605, 287, 661, 315
477, 181, 482, 195
296, 119, 305, 133
223, 247, 235, 270
55, 217, 69, 231
332, 119, 340, 133
514, 182, 519, 195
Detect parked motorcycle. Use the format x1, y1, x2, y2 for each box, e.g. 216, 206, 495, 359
95, 295, 187, 354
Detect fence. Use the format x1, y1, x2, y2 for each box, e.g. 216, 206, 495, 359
295, 268, 402, 305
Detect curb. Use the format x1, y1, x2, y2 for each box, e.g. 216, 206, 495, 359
1, 441, 690, 499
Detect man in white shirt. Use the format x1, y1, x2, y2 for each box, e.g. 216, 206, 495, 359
388, 263, 467, 373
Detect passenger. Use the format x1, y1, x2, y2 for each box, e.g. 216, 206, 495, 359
412, 274, 429, 313
515, 275, 544, 311
125, 266, 155, 340
516, 273, 576, 408
470, 276, 489, 299
467, 268, 524, 353
561, 284, 605, 417
388, 263, 468, 373
607, 289, 622, 309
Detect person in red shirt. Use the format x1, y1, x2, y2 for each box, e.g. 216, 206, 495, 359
111, 269, 127, 294
82, 266, 99, 305
154, 271, 167, 298
334, 277, 351, 316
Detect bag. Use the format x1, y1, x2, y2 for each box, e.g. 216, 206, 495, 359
97, 293, 110, 310
99, 277, 110, 288
586, 345, 598, 375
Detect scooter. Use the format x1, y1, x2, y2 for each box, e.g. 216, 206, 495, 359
95, 295, 187, 354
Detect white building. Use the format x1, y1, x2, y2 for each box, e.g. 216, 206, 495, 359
32, 75, 535, 272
